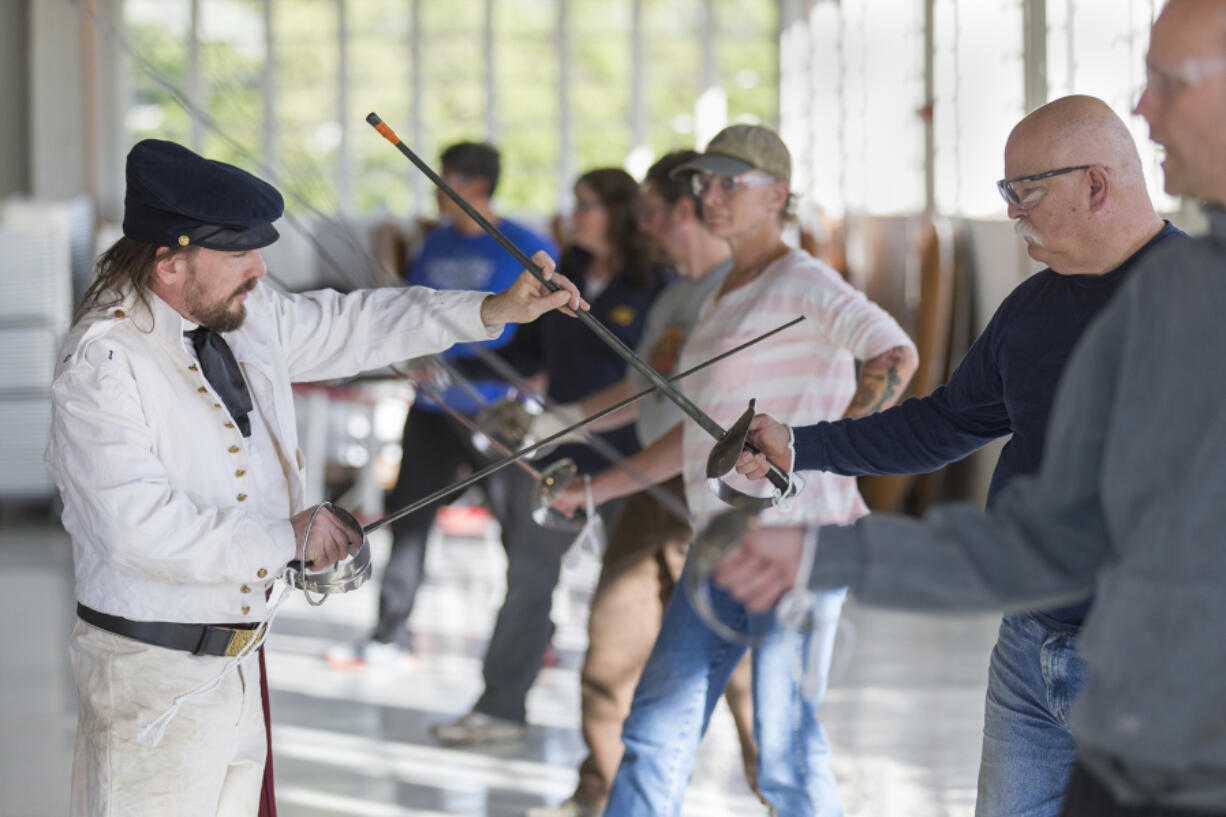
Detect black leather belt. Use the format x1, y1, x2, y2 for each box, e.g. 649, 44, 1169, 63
76, 603, 265, 658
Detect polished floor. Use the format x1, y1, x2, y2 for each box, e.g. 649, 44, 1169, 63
0, 512, 999, 817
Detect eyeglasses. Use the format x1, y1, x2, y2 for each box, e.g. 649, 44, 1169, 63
690, 172, 777, 198
1139, 57, 1226, 106
995, 165, 1090, 209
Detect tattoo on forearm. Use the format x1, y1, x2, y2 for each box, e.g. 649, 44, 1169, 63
846, 346, 909, 417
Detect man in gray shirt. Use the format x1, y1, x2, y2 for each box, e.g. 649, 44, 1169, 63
525, 151, 756, 817
714, 0, 1226, 813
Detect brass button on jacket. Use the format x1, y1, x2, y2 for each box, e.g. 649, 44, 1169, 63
240, 585, 251, 594
256, 568, 268, 578
241, 605, 251, 615
237, 493, 248, 502
228, 445, 240, 454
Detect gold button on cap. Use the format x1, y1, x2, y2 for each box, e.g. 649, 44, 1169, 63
237, 493, 248, 502
241, 585, 251, 594
241, 605, 251, 615
257, 568, 267, 578
228, 445, 240, 453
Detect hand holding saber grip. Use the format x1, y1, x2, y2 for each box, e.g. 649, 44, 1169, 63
707, 400, 794, 497
290, 503, 362, 570
749, 443, 794, 495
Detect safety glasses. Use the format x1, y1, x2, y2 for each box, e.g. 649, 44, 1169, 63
995, 165, 1090, 209
690, 172, 777, 198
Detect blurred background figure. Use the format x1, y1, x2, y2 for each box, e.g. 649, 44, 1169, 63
326, 142, 559, 669
528, 150, 759, 817
429, 167, 672, 748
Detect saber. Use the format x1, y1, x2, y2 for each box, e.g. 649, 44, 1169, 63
400, 365, 592, 530
360, 315, 804, 534
366, 111, 795, 503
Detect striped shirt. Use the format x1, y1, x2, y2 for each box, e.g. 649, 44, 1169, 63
679, 248, 915, 528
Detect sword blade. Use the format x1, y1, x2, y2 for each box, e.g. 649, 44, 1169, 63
362, 315, 805, 533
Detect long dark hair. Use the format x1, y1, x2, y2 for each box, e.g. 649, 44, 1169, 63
73, 237, 194, 326
574, 167, 657, 289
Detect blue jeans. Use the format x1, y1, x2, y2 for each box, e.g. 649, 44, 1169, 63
606, 566, 847, 817
976, 614, 1087, 817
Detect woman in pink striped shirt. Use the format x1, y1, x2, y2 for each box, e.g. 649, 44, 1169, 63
572, 125, 917, 817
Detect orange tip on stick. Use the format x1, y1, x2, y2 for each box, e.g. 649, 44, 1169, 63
366, 112, 399, 144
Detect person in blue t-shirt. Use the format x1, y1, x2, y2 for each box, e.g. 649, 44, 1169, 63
429, 167, 672, 748
734, 95, 1184, 817
327, 142, 558, 667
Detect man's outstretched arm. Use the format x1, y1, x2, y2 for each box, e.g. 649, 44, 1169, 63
718, 283, 1131, 614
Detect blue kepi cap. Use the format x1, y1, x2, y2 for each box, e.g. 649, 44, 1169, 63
122, 139, 284, 251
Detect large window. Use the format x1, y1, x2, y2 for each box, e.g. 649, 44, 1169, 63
1047, 0, 1173, 211
933, 0, 1026, 218
120, 0, 779, 219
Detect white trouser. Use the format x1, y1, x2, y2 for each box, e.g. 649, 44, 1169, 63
68, 619, 267, 817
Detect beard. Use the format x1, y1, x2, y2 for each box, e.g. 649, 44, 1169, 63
1014, 219, 1046, 248
184, 265, 257, 332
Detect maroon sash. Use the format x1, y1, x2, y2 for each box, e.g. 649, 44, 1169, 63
258, 644, 277, 815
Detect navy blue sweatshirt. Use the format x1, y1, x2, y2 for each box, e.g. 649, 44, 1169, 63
499, 246, 671, 475
793, 222, 1183, 629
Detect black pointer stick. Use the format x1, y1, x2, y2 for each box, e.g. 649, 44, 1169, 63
366, 112, 792, 495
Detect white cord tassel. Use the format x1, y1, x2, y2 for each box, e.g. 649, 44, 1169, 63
770, 427, 804, 511
774, 525, 825, 700
135, 507, 334, 746
565, 475, 606, 566
135, 579, 296, 746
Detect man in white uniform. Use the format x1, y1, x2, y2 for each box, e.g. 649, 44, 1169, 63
45, 138, 582, 817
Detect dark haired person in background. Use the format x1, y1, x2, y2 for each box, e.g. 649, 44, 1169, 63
431, 167, 671, 749
528, 150, 758, 817
327, 141, 559, 669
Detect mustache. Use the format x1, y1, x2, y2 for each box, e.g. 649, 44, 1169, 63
1014, 220, 1046, 247
232, 279, 258, 298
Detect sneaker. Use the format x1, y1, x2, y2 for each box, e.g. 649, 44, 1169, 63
429, 711, 526, 746
525, 798, 604, 817
324, 639, 414, 670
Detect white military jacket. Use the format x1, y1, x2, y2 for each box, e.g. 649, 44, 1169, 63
46, 283, 498, 624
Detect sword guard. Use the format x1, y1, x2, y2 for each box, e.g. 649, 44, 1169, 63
684, 509, 769, 645
706, 399, 800, 510
287, 503, 373, 598
531, 457, 588, 532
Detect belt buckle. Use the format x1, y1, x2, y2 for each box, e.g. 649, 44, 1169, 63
223, 625, 265, 657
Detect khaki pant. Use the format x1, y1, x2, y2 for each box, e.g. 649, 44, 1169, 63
573, 477, 757, 807
69, 619, 267, 817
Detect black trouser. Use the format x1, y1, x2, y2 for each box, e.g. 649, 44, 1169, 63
472, 476, 624, 725
1061, 762, 1226, 817
374, 407, 515, 648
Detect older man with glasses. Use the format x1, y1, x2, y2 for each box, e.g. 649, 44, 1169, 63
734, 94, 1181, 817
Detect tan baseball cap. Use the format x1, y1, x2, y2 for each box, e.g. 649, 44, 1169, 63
671, 124, 792, 183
